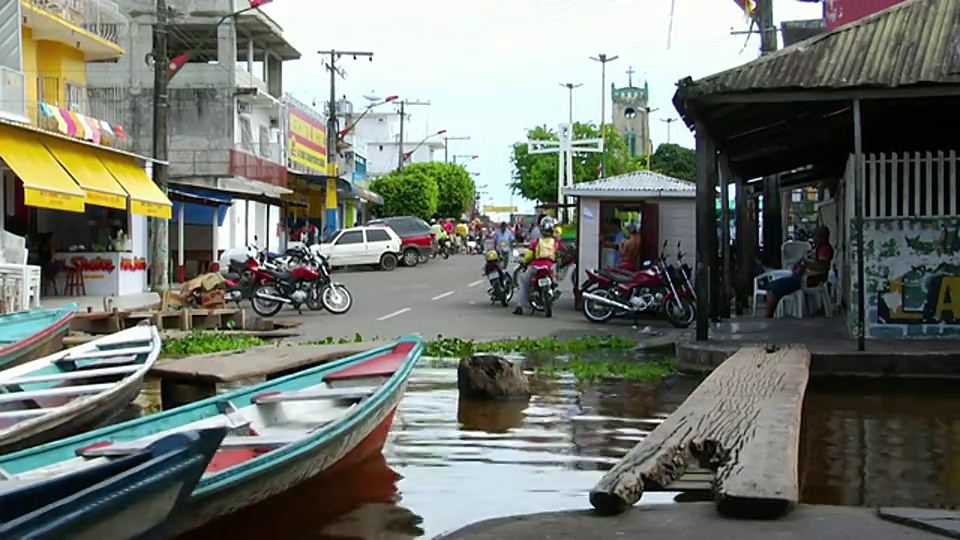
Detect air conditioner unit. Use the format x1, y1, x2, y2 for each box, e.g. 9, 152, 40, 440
269, 117, 279, 128
237, 102, 253, 115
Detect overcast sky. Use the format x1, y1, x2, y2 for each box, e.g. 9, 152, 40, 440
263, 0, 824, 213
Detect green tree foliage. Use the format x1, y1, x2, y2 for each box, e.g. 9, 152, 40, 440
509, 122, 645, 204
402, 162, 476, 218
369, 169, 439, 219
649, 143, 696, 182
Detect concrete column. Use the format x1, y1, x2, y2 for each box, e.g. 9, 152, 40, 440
262, 51, 270, 83
217, 22, 237, 86
246, 35, 254, 74
267, 51, 282, 98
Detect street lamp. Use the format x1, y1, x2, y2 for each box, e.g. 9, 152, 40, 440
443, 135, 470, 163
453, 154, 478, 165
339, 95, 399, 138
402, 129, 447, 163
590, 53, 619, 177
167, 0, 273, 80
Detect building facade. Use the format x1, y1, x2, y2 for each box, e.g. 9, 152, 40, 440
611, 79, 651, 159
347, 109, 442, 178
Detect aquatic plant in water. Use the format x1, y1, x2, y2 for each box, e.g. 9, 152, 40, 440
422, 335, 636, 358
533, 358, 675, 383
161, 331, 265, 358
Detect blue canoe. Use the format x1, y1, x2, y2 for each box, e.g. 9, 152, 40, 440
0, 427, 227, 540
0, 304, 77, 370
0, 336, 425, 535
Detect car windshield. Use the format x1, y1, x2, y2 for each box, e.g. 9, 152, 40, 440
320, 229, 341, 243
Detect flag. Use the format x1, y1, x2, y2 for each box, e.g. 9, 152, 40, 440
249, 0, 273, 7
167, 53, 189, 78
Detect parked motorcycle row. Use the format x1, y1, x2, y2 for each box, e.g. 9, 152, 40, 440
483, 242, 577, 319
218, 244, 353, 318
579, 240, 697, 328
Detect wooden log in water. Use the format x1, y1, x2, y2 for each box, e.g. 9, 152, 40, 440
589, 345, 810, 519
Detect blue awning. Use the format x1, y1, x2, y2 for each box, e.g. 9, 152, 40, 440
337, 178, 383, 205
170, 186, 232, 226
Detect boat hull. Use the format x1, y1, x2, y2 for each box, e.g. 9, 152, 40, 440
171, 377, 406, 533
0, 312, 71, 371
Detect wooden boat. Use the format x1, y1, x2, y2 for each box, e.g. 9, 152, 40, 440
0, 303, 76, 370
0, 427, 227, 539
0, 324, 161, 454
0, 336, 425, 534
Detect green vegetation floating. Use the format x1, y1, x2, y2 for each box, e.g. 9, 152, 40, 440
161, 332, 265, 358
534, 358, 675, 383
423, 335, 636, 358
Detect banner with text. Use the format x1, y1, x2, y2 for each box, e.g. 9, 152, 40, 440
287, 105, 327, 176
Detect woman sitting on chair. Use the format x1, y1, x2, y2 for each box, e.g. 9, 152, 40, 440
763, 225, 833, 318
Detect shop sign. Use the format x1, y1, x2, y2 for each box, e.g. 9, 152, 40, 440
288, 105, 327, 176
120, 257, 147, 272
58, 256, 116, 280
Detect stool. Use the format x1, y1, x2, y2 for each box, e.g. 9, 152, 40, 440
64, 264, 86, 296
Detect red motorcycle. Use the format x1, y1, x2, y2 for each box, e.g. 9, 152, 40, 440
580, 240, 695, 328
521, 264, 556, 318
249, 251, 352, 317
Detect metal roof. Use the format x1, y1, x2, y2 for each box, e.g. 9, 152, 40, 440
675, 0, 960, 104
563, 170, 695, 199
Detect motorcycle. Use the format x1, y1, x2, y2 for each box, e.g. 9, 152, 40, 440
250, 250, 353, 317
432, 236, 453, 259
484, 258, 514, 307
527, 264, 556, 318
580, 240, 696, 328
676, 241, 696, 302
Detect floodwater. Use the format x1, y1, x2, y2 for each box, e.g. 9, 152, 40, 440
184, 368, 960, 539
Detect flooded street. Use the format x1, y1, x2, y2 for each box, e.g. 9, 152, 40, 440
184, 367, 960, 539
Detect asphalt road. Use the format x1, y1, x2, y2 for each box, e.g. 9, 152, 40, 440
274, 254, 645, 343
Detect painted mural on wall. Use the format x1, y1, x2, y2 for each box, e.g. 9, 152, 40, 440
851, 218, 960, 339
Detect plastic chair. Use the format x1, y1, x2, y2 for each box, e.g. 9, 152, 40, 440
752, 269, 793, 316
781, 241, 807, 270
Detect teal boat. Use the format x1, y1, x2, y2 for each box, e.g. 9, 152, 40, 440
0, 336, 425, 535
0, 304, 76, 370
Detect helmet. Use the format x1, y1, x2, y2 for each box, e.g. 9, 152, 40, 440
540, 216, 557, 236
485, 249, 500, 262
430, 218, 437, 224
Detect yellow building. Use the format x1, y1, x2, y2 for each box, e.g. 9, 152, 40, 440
0, 0, 173, 296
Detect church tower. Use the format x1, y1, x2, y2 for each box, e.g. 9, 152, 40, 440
611, 66, 651, 158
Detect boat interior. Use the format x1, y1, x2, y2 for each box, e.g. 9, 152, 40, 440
0, 341, 416, 483
0, 308, 72, 352
0, 327, 158, 431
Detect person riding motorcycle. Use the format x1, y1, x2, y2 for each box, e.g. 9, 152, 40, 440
513, 217, 558, 315
454, 220, 469, 250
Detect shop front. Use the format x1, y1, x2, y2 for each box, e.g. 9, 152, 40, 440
0, 121, 171, 298
337, 178, 383, 228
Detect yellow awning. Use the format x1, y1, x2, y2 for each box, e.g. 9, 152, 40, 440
97, 152, 172, 219
0, 126, 86, 213
41, 137, 128, 210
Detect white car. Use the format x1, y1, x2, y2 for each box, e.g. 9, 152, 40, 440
314, 226, 402, 271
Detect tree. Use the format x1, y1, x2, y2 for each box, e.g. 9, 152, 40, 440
649, 143, 696, 182
509, 122, 645, 204
401, 162, 475, 218
369, 169, 438, 219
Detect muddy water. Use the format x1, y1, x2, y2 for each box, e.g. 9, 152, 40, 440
186, 370, 960, 539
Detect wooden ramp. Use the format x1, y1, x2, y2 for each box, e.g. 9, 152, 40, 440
590, 345, 810, 519
70, 307, 266, 334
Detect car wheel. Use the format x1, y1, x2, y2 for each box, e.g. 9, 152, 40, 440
402, 248, 419, 267
380, 252, 398, 271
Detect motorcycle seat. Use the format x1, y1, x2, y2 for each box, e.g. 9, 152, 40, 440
223, 272, 241, 280
598, 269, 635, 283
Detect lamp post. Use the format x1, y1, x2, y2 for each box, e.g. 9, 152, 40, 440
453, 154, 478, 165
443, 135, 470, 163
339, 95, 399, 138
589, 53, 618, 178
402, 129, 447, 166
558, 82, 582, 126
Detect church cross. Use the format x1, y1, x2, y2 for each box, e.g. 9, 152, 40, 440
626, 66, 636, 87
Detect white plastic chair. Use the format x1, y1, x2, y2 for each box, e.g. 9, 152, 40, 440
775, 273, 832, 319
781, 241, 807, 270
752, 269, 793, 316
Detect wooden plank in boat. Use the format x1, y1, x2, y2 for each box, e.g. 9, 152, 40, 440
4, 365, 141, 385
78, 433, 300, 457
0, 407, 63, 420
252, 386, 376, 404
151, 341, 392, 383
58, 345, 153, 362
0, 383, 113, 404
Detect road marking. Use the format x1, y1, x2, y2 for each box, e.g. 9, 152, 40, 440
376, 308, 411, 321
431, 291, 454, 301
468, 280, 485, 287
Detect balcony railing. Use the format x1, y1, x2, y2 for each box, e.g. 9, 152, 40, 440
30, 74, 130, 148
26, 0, 126, 47
0, 66, 27, 121
230, 144, 287, 187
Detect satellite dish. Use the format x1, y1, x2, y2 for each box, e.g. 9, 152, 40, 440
362, 93, 380, 104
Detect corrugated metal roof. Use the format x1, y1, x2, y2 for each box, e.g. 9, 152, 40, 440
676, 0, 960, 101
564, 170, 695, 198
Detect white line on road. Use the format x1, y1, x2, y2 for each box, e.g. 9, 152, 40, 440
467, 280, 485, 287
376, 308, 411, 321
431, 291, 454, 301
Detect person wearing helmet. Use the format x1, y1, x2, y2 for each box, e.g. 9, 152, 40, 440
514, 216, 558, 315
495, 221, 514, 263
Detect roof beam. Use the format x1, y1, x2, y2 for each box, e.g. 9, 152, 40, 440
698, 85, 960, 105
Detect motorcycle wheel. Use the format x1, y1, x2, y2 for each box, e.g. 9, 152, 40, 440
251, 283, 284, 317
542, 289, 553, 318
306, 283, 324, 311
502, 277, 514, 306
582, 288, 617, 324
441, 249, 449, 260
321, 284, 353, 315
418, 253, 429, 264
666, 297, 696, 328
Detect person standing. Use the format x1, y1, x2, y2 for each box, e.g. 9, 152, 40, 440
620, 223, 642, 270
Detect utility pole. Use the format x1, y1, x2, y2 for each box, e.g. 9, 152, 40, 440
443, 135, 470, 163
317, 49, 374, 235
661, 117, 678, 143
589, 53, 618, 178
396, 99, 429, 172
559, 83, 582, 127
150, 0, 170, 290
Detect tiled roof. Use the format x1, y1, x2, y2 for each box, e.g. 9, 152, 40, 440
563, 170, 695, 198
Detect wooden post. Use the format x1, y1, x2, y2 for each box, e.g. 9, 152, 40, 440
718, 155, 732, 319
734, 176, 750, 315
694, 122, 716, 341
706, 142, 720, 322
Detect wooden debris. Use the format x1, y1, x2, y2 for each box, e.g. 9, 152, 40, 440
589, 345, 810, 519
70, 307, 249, 334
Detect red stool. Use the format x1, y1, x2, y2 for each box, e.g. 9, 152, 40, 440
64, 259, 86, 296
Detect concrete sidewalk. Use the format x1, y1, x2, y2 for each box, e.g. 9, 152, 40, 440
436, 503, 949, 539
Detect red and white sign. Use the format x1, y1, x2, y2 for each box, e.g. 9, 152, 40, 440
825, 0, 906, 30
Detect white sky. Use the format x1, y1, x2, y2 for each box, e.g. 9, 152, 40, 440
263, 0, 824, 214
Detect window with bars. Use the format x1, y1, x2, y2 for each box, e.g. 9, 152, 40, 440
258, 125, 270, 158
238, 116, 254, 152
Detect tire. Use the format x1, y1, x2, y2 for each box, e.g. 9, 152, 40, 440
502, 276, 515, 305
440, 248, 450, 260
251, 283, 284, 317
582, 288, 617, 323
542, 290, 553, 318
666, 297, 696, 328
402, 249, 419, 267
321, 284, 353, 315
306, 282, 324, 311
379, 253, 398, 271
418, 253, 429, 265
